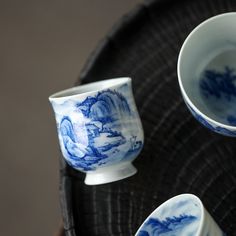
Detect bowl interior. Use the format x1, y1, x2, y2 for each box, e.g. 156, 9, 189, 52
178, 13, 236, 126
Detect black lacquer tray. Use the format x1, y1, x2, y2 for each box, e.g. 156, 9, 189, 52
59, 0, 236, 235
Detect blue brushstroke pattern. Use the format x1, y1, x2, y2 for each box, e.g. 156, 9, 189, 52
59, 90, 143, 170
185, 101, 236, 137
200, 66, 236, 100
199, 66, 236, 128
60, 117, 105, 171
76, 90, 131, 123
137, 214, 197, 236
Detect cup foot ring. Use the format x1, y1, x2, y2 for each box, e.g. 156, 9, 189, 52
84, 162, 137, 185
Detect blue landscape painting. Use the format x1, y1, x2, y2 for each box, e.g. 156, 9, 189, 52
199, 66, 236, 128
137, 214, 198, 236
58, 89, 143, 170
200, 66, 236, 100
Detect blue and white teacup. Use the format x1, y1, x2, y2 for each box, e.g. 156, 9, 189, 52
49, 77, 144, 185
135, 194, 225, 236
178, 13, 236, 136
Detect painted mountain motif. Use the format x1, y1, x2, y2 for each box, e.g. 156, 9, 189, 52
199, 66, 236, 127
137, 214, 198, 236
58, 89, 143, 170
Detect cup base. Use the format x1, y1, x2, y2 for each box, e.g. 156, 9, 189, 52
84, 162, 137, 185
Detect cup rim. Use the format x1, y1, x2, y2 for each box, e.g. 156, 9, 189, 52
135, 193, 205, 236
49, 77, 131, 101
177, 12, 236, 130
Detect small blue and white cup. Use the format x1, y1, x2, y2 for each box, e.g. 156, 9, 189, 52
49, 77, 144, 185
135, 194, 225, 236
178, 13, 236, 136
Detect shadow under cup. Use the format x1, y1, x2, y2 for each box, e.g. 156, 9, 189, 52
178, 13, 236, 136
49, 77, 144, 185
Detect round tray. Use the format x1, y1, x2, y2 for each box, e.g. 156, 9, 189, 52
59, 0, 236, 235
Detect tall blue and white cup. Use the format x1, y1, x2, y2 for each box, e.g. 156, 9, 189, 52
49, 78, 144, 185
135, 194, 225, 236
178, 13, 236, 136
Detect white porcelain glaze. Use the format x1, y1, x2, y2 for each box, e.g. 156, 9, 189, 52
178, 13, 236, 136
135, 194, 224, 236
49, 78, 144, 185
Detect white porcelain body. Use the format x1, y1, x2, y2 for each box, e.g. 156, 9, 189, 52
49, 78, 144, 185
135, 194, 224, 236
178, 13, 236, 136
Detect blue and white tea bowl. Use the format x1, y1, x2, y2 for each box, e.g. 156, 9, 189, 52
135, 194, 224, 236
178, 13, 236, 136
49, 77, 144, 185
